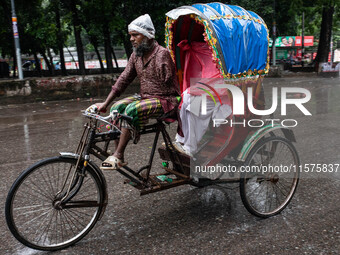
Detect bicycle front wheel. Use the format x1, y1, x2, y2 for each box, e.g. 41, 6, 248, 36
240, 137, 300, 218
5, 156, 105, 251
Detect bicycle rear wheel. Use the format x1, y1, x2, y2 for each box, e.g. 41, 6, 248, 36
5, 156, 105, 251
240, 137, 300, 218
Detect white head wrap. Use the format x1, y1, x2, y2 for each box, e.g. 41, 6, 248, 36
128, 14, 155, 39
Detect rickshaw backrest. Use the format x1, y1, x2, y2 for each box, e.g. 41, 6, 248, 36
177, 40, 223, 92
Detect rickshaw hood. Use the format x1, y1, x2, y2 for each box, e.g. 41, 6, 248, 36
165, 2, 270, 80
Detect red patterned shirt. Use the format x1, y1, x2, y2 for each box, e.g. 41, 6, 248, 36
111, 41, 180, 113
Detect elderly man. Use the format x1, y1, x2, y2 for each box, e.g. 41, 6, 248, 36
96, 14, 180, 170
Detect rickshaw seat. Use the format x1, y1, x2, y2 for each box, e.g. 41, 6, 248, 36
156, 96, 182, 124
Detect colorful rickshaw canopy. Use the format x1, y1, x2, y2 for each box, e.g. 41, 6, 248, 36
165, 2, 270, 79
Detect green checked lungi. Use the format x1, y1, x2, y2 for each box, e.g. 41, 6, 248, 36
110, 94, 164, 130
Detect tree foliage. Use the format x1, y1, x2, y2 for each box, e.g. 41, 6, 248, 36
0, 0, 339, 76
288, 0, 340, 63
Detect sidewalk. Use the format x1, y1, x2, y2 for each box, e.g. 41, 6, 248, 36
0, 70, 330, 105
0, 74, 138, 105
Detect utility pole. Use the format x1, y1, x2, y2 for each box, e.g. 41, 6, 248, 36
10, 0, 23, 79
302, 12, 305, 67
330, 34, 333, 63
272, 0, 276, 66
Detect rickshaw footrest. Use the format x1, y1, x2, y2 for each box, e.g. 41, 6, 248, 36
140, 178, 190, 196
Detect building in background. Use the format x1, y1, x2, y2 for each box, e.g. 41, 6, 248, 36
269, 36, 316, 65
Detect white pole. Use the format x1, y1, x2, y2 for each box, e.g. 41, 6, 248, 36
10, 0, 23, 79
330, 34, 333, 63
273, 23, 276, 66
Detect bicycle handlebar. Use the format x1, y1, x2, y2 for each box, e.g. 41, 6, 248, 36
83, 104, 133, 125
83, 105, 111, 121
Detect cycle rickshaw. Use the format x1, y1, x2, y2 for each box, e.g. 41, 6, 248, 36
5, 3, 300, 251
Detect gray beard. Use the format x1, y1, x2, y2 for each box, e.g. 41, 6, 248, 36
133, 39, 154, 57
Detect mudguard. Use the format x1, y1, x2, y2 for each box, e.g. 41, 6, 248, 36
237, 125, 296, 162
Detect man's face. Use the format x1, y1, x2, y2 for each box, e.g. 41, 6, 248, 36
129, 31, 146, 48
129, 31, 153, 57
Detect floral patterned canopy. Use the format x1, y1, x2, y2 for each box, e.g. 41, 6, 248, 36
165, 3, 270, 80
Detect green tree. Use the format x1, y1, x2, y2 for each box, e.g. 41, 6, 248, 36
60, 0, 86, 75
50, 0, 68, 75
289, 0, 340, 64
79, 0, 105, 72
2, 0, 339, 79
81, 0, 121, 73
0, 0, 14, 64
314, 0, 339, 63
14, 0, 58, 75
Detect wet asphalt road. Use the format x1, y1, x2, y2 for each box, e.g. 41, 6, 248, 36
0, 75, 339, 255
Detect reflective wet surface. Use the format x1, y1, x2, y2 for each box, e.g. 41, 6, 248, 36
0, 75, 339, 254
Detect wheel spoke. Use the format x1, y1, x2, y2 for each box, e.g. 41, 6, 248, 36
36, 209, 55, 245
15, 206, 51, 217
62, 209, 86, 230
23, 179, 54, 201
60, 209, 77, 238
31, 208, 54, 243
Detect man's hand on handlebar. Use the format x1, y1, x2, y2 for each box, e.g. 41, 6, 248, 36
95, 90, 116, 113
95, 103, 108, 113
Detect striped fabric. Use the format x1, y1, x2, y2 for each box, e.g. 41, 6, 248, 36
110, 94, 164, 129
